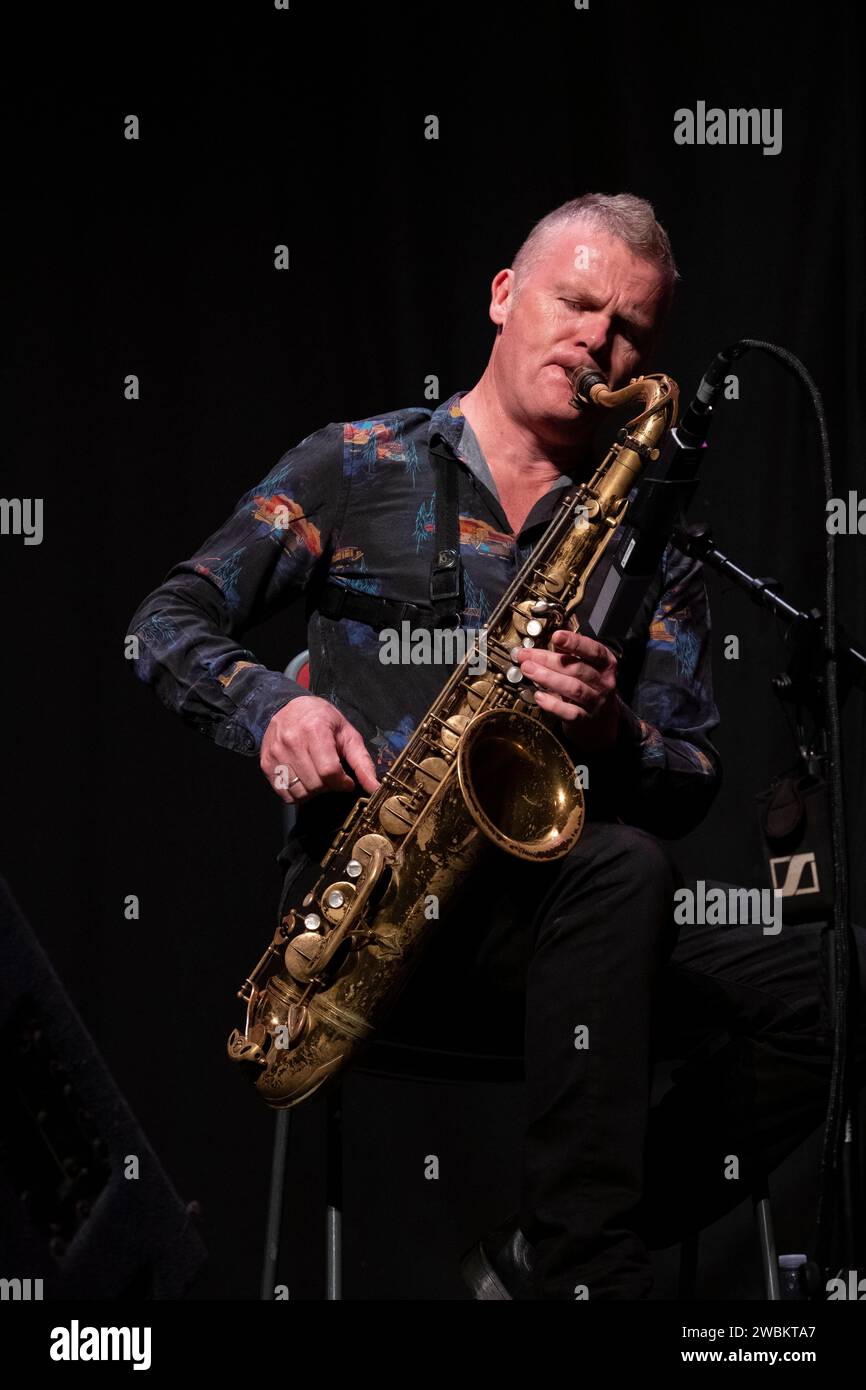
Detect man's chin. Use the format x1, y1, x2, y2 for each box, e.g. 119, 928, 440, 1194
541, 379, 588, 425
545, 368, 590, 408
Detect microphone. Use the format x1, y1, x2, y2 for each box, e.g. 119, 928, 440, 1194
676, 341, 747, 448
582, 343, 746, 647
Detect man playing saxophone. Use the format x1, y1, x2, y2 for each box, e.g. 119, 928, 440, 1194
128, 192, 865, 1299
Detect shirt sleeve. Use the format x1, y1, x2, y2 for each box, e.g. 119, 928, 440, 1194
126, 422, 345, 756
585, 540, 722, 839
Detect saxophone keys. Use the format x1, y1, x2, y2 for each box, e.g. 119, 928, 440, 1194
246, 1019, 268, 1049
226, 1028, 267, 1067
277, 1003, 309, 1050
379, 796, 413, 836
254, 981, 310, 1051
513, 597, 556, 638
322, 882, 354, 921
415, 755, 449, 795
506, 665, 524, 683
510, 641, 534, 661
441, 713, 469, 750
284, 933, 326, 979
346, 859, 363, 879
466, 678, 493, 711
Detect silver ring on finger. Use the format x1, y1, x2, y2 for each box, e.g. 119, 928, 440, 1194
287, 775, 302, 789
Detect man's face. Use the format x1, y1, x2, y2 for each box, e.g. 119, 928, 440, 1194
488, 222, 668, 437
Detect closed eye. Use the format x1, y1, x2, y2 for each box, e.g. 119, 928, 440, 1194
561, 298, 646, 348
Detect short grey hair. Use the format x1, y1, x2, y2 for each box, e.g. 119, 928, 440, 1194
510, 192, 680, 322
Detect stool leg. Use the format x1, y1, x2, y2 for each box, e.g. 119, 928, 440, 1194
753, 1179, 781, 1300
841, 1107, 858, 1268
260, 1108, 292, 1300
325, 1081, 343, 1300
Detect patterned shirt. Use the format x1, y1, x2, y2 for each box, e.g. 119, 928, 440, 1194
127, 390, 722, 843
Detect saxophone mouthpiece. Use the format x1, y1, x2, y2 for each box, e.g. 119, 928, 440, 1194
566, 366, 607, 409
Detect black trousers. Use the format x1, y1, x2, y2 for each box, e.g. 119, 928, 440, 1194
368, 819, 866, 1300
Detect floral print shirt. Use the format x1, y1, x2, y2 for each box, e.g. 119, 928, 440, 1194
128, 391, 722, 840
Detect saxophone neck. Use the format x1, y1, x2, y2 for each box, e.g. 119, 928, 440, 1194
569, 370, 680, 510
568, 367, 678, 424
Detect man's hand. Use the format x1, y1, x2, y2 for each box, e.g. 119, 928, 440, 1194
260, 695, 381, 804
515, 628, 621, 754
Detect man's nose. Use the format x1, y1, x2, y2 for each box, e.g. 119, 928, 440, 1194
572, 312, 611, 361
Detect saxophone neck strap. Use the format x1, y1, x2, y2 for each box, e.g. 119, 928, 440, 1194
428, 435, 462, 611
315, 432, 463, 634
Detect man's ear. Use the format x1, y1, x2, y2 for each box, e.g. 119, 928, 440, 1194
489, 267, 513, 331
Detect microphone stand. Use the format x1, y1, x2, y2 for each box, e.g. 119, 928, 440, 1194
671, 523, 865, 696
577, 338, 859, 1284
671, 521, 866, 1279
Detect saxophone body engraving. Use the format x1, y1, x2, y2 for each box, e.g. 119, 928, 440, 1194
227, 367, 679, 1107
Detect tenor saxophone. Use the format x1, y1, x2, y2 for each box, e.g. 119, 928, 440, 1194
227, 366, 679, 1108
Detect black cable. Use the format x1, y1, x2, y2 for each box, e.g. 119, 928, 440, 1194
720, 338, 852, 1277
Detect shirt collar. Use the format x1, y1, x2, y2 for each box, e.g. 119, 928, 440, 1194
428, 390, 473, 459
428, 390, 576, 535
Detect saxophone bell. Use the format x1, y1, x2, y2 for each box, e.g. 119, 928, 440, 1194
457, 705, 586, 863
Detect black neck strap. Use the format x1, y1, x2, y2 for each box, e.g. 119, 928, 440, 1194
427, 434, 462, 618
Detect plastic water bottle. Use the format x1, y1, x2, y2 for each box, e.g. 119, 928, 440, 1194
778, 1254, 808, 1299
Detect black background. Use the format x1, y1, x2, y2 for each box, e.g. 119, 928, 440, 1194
3, 1, 864, 1298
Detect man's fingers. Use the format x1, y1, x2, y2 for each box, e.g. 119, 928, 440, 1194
337, 723, 381, 792
269, 744, 320, 797
259, 699, 381, 803
550, 628, 611, 667
524, 664, 595, 705
307, 738, 357, 792
535, 689, 590, 721
520, 648, 592, 680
